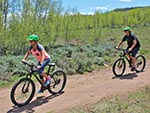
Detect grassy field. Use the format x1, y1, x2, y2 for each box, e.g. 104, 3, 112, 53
0, 26, 150, 113
101, 26, 150, 58
48, 25, 150, 113
69, 86, 150, 113
0, 26, 150, 88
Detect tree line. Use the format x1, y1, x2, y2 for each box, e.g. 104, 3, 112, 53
0, 0, 150, 55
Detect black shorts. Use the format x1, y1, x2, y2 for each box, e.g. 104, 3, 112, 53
127, 47, 139, 57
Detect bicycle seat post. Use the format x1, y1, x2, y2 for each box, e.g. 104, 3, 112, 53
47, 63, 56, 74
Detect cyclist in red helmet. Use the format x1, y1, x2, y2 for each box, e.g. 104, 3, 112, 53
116, 27, 141, 71
22, 34, 51, 93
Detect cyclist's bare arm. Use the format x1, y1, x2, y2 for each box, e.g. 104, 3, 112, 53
129, 39, 137, 51
40, 49, 45, 65
116, 41, 123, 49
22, 50, 31, 61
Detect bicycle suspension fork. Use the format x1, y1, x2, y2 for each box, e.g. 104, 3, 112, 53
21, 74, 32, 93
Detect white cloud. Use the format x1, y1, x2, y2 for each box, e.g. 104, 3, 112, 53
90, 6, 108, 11
120, 0, 132, 2
95, 6, 108, 10
87, 12, 94, 15
79, 6, 108, 15
90, 6, 108, 12
80, 12, 94, 15
80, 12, 86, 15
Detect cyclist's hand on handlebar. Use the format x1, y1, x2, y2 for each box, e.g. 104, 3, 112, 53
21, 59, 26, 64
115, 46, 119, 50
128, 48, 132, 52
37, 66, 41, 69
21, 60, 37, 68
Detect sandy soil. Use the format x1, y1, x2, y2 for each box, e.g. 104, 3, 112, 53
0, 60, 150, 113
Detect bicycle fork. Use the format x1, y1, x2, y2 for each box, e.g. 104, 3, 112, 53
21, 74, 32, 93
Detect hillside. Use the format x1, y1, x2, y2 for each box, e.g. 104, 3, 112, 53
0, 4, 150, 56
113, 6, 150, 12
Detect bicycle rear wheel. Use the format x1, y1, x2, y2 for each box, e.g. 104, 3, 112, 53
112, 58, 126, 77
10, 78, 35, 107
48, 70, 67, 95
135, 55, 146, 72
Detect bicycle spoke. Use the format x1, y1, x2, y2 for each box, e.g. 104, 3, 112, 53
48, 70, 66, 94
136, 55, 146, 72
113, 58, 126, 77
14, 81, 32, 104
10, 78, 35, 106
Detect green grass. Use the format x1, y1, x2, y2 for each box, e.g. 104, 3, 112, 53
0, 26, 150, 87
69, 86, 150, 113
0, 74, 40, 88
0, 75, 22, 88
101, 26, 150, 59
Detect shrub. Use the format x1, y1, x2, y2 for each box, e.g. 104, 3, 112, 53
0, 42, 115, 82
49, 42, 114, 74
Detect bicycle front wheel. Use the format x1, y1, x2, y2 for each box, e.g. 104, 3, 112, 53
48, 70, 67, 95
136, 55, 146, 72
10, 78, 35, 107
112, 58, 126, 77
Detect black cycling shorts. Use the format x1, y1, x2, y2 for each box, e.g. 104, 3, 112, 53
127, 47, 139, 57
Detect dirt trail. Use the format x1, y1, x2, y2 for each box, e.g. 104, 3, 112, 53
0, 61, 150, 113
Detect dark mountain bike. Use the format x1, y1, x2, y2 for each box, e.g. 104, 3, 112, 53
10, 61, 67, 107
112, 48, 146, 77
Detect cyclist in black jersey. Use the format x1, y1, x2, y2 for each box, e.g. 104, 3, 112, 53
116, 27, 141, 71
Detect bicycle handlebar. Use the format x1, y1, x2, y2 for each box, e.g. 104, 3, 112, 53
115, 48, 130, 57
21, 61, 37, 68
115, 47, 125, 51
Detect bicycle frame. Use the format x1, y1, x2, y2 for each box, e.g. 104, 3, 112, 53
113, 48, 146, 77
119, 49, 132, 65
26, 73, 45, 87
11, 61, 66, 107
23, 61, 56, 89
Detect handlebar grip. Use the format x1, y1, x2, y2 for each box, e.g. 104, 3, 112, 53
21, 61, 32, 67
22, 61, 37, 68
22, 61, 27, 65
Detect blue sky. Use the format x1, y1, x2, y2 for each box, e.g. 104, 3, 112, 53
61, 0, 150, 14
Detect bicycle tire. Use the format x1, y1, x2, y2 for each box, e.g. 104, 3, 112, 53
135, 55, 146, 72
10, 78, 35, 107
112, 58, 126, 77
48, 70, 67, 95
